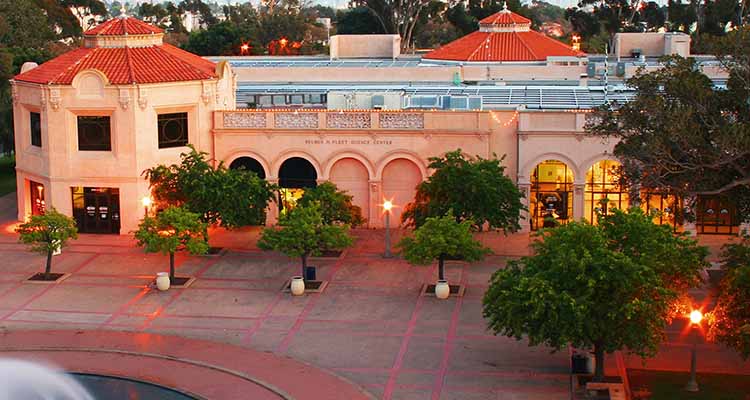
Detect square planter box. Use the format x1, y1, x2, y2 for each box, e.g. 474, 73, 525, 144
153, 276, 196, 289
202, 247, 226, 257
281, 279, 328, 293
24, 272, 71, 284
310, 250, 344, 260
420, 283, 465, 297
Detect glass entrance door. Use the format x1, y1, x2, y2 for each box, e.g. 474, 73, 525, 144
72, 187, 120, 234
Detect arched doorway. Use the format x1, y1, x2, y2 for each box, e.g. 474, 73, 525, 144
382, 158, 422, 226
584, 160, 628, 224
229, 156, 266, 179
278, 157, 317, 211
329, 158, 370, 223
530, 160, 574, 230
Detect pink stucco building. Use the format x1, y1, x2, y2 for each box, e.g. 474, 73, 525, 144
10, 11, 741, 236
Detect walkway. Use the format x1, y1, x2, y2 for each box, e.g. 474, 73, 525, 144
0, 192, 746, 399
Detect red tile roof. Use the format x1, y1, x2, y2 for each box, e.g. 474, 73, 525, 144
424, 9, 582, 62
479, 11, 531, 25
424, 30, 583, 62
85, 17, 163, 36
14, 45, 216, 85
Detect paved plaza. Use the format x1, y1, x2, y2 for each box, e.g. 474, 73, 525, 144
0, 194, 747, 399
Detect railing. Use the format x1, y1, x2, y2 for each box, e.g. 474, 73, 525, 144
214, 109, 492, 133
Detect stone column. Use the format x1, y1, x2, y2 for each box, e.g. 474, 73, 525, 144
369, 179, 383, 228
517, 182, 531, 233
573, 183, 585, 222
266, 178, 280, 226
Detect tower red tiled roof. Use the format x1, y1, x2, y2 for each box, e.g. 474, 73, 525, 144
479, 11, 531, 25
13, 17, 216, 85
85, 16, 163, 36
424, 9, 582, 62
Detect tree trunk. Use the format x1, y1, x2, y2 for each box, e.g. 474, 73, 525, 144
45, 249, 52, 280
301, 253, 308, 279
593, 342, 606, 382
169, 252, 175, 280
438, 254, 445, 281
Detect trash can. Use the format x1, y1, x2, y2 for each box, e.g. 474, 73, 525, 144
305, 266, 317, 281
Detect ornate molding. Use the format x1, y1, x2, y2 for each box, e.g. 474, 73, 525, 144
138, 87, 148, 110
201, 82, 212, 105
10, 84, 18, 105
223, 112, 267, 129
48, 88, 61, 111
274, 112, 318, 129
379, 113, 424, 129
118, 89, 130, 110
326, 112, 371, 129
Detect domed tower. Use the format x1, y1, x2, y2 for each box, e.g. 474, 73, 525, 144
423, 3, 583, 62
11, 15, 235, 234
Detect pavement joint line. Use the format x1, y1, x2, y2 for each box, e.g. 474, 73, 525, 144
136, 256, 221, 332
241, 290, 285, 346
274, 253, 348, 354
98, 287, 152, 329
382, 291, 425, 399
0, 253, 99, 321
430, 264, 468, 400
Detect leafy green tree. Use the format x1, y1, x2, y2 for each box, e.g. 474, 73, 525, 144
144, 146, 276, 228
335, 7, 386, 34
708, 236, 750, 359
134, 206, 209, 280
399, 210, 490, 281
587, 29, 750, 221
401, 150, 524, 232
297, 181, 365, 227
258, 204, 353, 278
483, 208, 707, 382
16, 209, 79, 280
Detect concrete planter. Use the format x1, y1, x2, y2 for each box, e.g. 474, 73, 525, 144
156, 272, 170, 291
290, 276, 305, 296
435, 280, 450, 299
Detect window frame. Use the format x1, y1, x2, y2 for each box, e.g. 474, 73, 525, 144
157, 111, 189, 149
30, 111, 42, 147
77, 115, 112, 152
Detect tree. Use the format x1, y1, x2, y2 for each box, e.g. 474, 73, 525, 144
16, 209, 78, 280
401, 150, 524, 232
587, 28, 750, 221
134, 206, 209, 281
335, 7, 386, 35
258, 204, 353, 278
483, 208, 707, 382
349, 0, 430, 49
144, 146, 276, 228
297, 181, 365, 227
399, 210, 490, 281
708, 236, 750, 359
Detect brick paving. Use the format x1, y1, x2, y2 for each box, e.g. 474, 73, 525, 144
0, 193, 747, 399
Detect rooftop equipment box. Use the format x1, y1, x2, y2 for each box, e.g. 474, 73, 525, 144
329, 35, 401, 59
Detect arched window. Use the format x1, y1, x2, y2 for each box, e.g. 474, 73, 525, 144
530, 160, 574, 231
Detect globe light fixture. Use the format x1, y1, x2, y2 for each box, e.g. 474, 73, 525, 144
689, 310, 703, 325
141, 196, 152, 217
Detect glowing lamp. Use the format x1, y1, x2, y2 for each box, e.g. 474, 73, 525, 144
279, 38, 288, 47
689, 310, 703, 325
241, 44, 249, 51
141, 196, 152, 207
383, 200, 393, 212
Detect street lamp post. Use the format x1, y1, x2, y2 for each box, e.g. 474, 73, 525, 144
685, 309, 703, 392
383, 200, 393, 258
141, 196, 152, 218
